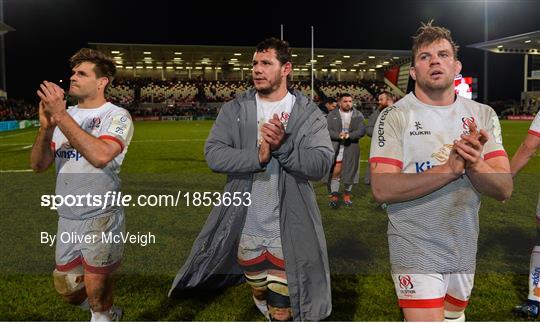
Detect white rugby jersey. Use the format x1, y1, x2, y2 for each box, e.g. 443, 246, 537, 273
52, 102, 134, 220
369, 92, 506, 273
528, 113, 540, 223
529, 113, 540, 137
242, 92, 294, 239
339, 109, 353, 132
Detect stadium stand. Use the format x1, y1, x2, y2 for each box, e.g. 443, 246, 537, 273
0, 79, 402, 122
107, 78, 395, 105
0, 99, 37, 121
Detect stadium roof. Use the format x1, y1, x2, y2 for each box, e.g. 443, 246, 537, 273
89, 42, 411, 72
468, 30, 540, 55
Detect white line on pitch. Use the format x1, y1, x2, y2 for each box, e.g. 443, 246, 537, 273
0, 142, 32, 146
0, 130, 36, 139
0, 169, 33, 173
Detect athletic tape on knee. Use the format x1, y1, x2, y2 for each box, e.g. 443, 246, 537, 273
53, 267, 85, 296
444, 310, 465, 322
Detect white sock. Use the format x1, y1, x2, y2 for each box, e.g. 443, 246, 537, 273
344, 184, 353, 192
253, 296, 269, 318
528, 246, 540, 301
91, 309, 111, 322
79, 298, 90, 311
330, 178, 340, 193
444, 310, 465, 322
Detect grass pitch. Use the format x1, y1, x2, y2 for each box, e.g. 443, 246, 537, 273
0, 120, 538, 321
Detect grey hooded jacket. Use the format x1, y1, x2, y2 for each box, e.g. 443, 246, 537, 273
168, 89, 334, 321
327, 108, 366, 185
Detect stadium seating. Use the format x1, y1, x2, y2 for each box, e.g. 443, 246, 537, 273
107, 79, 394, 106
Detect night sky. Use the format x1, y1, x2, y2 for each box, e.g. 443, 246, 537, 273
3, 0, 540, 102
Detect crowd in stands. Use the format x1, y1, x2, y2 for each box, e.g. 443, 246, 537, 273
107, 78, 395, 106
107, 80, 134, 106
1, 78, 402, 122
318, 82, 373, 103
204, 81, 251, 102
0, 99, 37, 121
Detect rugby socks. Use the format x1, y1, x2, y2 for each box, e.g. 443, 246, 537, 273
444, 310, 465, 322
330, 178, 340, 193
90, 309, 111, 322
90, 305, 122, 322
253, 296, 269, 318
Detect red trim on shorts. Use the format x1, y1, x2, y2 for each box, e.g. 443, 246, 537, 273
445, 294, 469, 308
238, 251, 285, 270
51, 141, 56, 150
369, 157, 403, 169
266, 251, 285, 269
81, 258, 122, 274
398, 297, 445, 308
99, 135, 124, 152
238, 252, 267, 267
335, 161, 343, 164
56, 256, 82, 271
529, 129, 540, 137
483, 150, 507, 161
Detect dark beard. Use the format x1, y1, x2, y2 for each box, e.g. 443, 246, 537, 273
256, 86, 273, 96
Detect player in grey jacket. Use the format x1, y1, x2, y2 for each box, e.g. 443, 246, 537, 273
169, 38, 333, 321
326, 93, 366, 207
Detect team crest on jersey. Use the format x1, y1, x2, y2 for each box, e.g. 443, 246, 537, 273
461, 116, 475, 134
397, 275, 416, 295
398, 275, 414, 289
280, 111, 290, 128
87, 117, 101, 130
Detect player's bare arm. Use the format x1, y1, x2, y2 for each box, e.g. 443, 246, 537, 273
371, 148, 465, 204
454, 124, 512, 201
37, 81, 122, 168
30, 101, 56, 172
510, 133, 540, 177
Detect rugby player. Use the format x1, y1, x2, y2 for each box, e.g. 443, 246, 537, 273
31, 48, 133, 322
